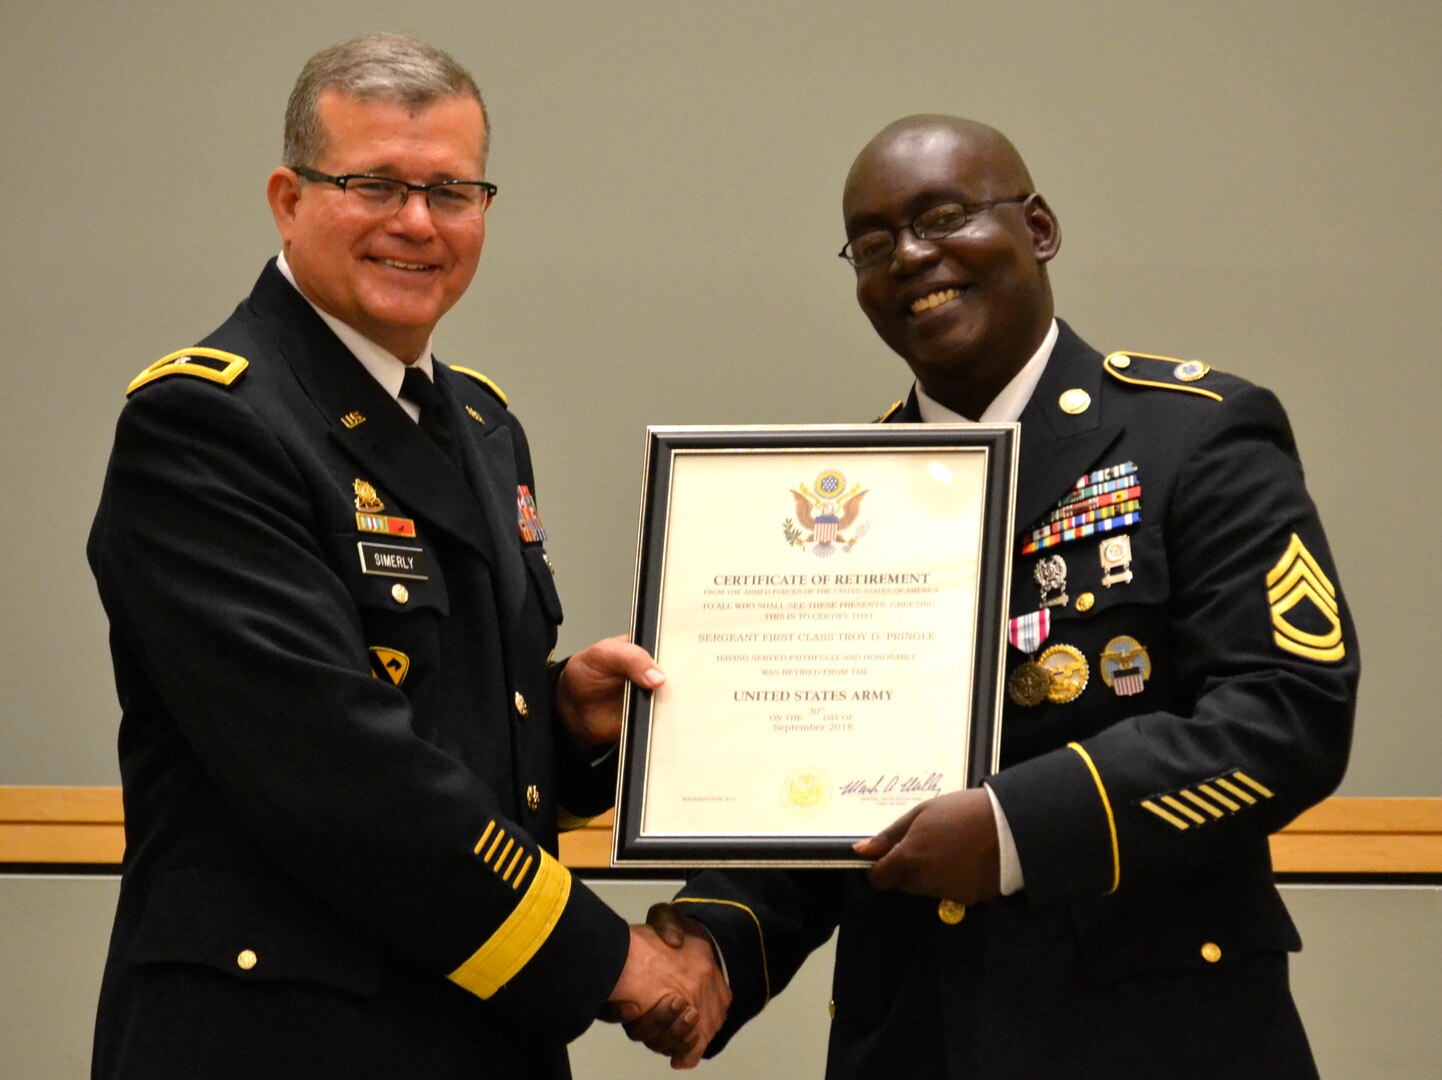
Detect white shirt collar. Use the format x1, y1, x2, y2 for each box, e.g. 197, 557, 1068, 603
915, 318, 1059, 424
276, 252, 434, 419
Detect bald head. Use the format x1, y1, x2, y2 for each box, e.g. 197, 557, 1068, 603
840, 115, 1060, 418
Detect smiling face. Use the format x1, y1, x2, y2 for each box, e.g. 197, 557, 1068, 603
842, 118, 1060, 416
267, 90, 488, 363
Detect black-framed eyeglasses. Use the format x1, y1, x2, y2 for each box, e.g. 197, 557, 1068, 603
838, 196, 1033, 269
292, 166, 497, 221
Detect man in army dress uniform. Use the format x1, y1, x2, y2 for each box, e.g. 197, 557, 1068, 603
637, 116, 1358, 1077
88, 34, 725, 1078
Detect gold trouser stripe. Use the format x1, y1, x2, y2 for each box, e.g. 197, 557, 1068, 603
673, 897, 771, 1004
1067, 742, 1120, 894
1232, 771, 1275, 799
473, 821, 496, 855
448, 850, 571, 999
1160, 795, 1207, 824
1180, 789, 1226, 818
1198, 783, 1240, 812
1140, 800, 1190, 830
1215, 777, 1257, 805
513, 854, 534, 891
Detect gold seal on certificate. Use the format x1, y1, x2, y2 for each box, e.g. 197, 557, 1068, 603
614, 424, 1019, 867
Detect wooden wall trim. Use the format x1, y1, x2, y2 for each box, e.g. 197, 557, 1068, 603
3, 787, 1440, 874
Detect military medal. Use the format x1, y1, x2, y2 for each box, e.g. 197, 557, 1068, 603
1035, 555, 1069, 609
516, 485, 547, 543
1006, 609, 1053, 707
1100, 534, 1134, 588
1099, 635, 1151, 696
1038, 644, 1088, 704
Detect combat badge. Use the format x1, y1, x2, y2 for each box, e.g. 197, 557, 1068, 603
1034, 555, 1068, 609
1100, 534, 1134, 588
1099, 635, 1151, 696
1038, 644, 1088, 704
516, 485, 547, 543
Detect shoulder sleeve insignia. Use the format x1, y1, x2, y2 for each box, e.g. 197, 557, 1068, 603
1138, 769, 1276, 831
1266, 533, 1345, 662
448, 365, 509, 408
1102, 351, 1222, 403
126, 347, 248, 396
875, 399, 904, 423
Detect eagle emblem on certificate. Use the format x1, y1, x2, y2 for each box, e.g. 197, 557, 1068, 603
783, 469, 870, 557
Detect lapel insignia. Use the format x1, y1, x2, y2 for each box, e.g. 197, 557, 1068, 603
1099, 635, 1151, 696
1037, 644, 1088, 703
516, 485, 548, 543
353, 479, 385, 513
1266, 533, 1345, 662
368, 647, 410, 686
1020, 461, 1141, 555
1035, 555, 1069, 609
341, 411, 367, 429
1100, 535, 1134, 587
356, 512, 417, 538
465, 404, 486, 425
1058, 388, 1091, 414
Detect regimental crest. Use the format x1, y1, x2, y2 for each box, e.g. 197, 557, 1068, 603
783, 469, 869, 558
1266, 533, 1345, 662
353, 479, 384, 513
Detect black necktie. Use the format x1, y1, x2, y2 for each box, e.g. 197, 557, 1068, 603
400, 367, 462, 468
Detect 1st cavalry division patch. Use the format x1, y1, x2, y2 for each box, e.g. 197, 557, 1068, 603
1266, 533, 1345, 662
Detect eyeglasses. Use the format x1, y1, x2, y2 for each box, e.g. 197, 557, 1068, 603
837, 196, 1032, 269
292, 166, 497, 221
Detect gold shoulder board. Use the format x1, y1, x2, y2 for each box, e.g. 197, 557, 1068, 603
1102, 351, 1222, 403
127, 348, 249, 396
875, 398, 904, 423
449, 365, 509, 408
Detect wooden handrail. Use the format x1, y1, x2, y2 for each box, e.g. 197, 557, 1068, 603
2, 787, 1439, 875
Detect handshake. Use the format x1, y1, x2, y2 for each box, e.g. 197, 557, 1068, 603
600, 904, 732, 1070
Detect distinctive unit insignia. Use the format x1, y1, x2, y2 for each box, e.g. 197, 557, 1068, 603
516, 485, 547, 543
1099, 635, 1151, 696
368, 647, 410, 686
784, 470, 870, 557
1266, 533, 1345, 662
353, 479, 384, 513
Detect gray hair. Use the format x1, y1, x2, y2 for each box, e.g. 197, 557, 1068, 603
284, 33, 490, 170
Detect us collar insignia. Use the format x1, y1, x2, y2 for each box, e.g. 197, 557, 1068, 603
517, 485, 547, 543
353, 479, 384, 513
1099, 635, 1151, 696
465, 404, 486, 425
1020, 461, 1141, 555
341, 411, 366, 429
356, 512, 417, 538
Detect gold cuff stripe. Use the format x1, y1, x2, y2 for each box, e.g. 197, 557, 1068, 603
1198, 783, 1240, 813
1161, 795, 1207, 824
1233, 771, 1275, 799
502, 847, 524, 883
1140, 799, 1190, 830
447, 850, 571, 1000
484, 829, 507, 863
513, 855, 534, 891
1215, 777, 1256, 805
127, 348, 249, 396
1102, 353, 1224, 402
473, 821, 496, 855
1180, 790, 1225, 818
495, 837, 516, 870
1067, 742, 1120, 895
673, 897, 772, 1004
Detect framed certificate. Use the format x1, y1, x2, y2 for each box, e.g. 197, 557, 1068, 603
613, 424, 1018, 867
